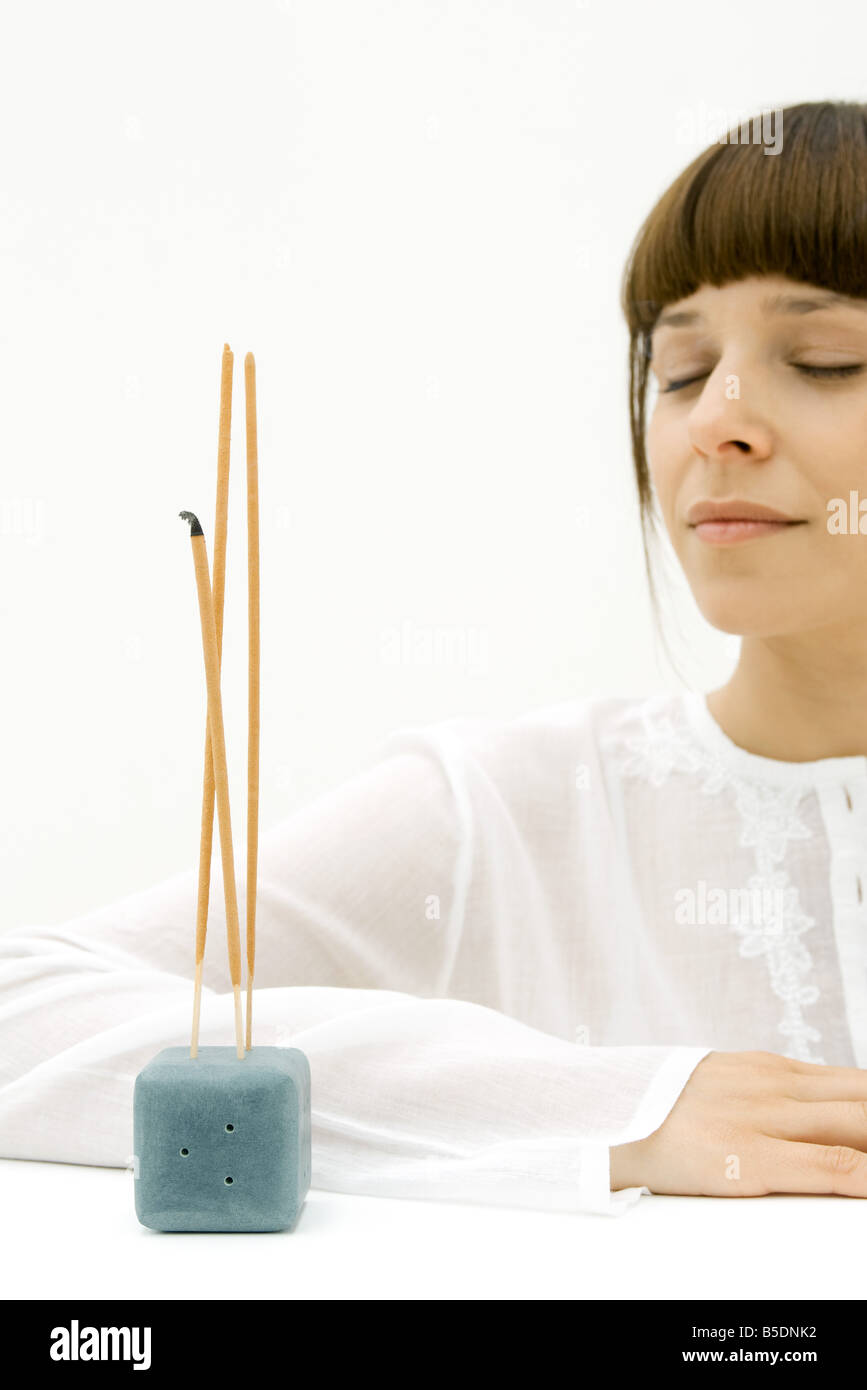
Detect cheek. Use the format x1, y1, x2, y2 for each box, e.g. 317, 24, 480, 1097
645, 411, 679, 517
783, 379, 867, 479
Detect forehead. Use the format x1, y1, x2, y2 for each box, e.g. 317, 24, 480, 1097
652, 277, 867, 337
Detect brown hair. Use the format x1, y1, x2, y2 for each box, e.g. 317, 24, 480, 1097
619, 100, 867, 615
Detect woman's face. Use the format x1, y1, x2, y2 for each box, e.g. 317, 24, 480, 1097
647, 273, 867, 637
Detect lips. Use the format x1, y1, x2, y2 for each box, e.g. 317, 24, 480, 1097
686, 499, 799, 525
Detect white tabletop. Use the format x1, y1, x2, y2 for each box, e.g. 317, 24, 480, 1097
0, 1156, 862, 1300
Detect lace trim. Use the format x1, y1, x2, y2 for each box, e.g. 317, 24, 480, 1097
607, 705, 824, 1064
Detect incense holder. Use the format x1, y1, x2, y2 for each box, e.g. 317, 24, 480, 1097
133, 1046, 311, 1232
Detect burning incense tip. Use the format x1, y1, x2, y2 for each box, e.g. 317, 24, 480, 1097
179, 510, 204, 536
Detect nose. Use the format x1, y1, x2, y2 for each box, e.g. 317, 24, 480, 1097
686, 364, 775, 464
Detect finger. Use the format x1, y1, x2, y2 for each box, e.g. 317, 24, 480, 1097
763, 1097, 867, 1151
754, 1136, 867, 1196
781, 1064, 867, 1102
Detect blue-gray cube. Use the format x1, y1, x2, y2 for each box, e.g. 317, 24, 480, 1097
134, 1046, 311, 1232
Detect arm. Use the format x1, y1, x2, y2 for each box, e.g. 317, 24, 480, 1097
0, 742, 712, 1215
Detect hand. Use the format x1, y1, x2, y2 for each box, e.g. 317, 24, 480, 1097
609, 1049, 867, 1197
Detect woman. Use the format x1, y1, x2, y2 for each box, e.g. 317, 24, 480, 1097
4, 99, 867, 1217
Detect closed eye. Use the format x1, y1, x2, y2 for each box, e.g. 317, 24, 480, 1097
661, 364, 865, 393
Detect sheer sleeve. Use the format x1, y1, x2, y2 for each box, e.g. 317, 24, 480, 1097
0, 740, 712, 1216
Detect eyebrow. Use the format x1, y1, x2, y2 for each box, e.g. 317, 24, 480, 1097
653, 290, 867, 333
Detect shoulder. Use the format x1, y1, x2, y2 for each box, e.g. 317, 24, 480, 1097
367, 690, 692, 795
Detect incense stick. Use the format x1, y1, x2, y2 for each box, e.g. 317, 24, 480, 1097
180, 510, 246, 1059
245, 352, 260, 1050
190, 344, 233, 1058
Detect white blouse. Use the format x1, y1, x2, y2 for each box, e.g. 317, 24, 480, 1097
2, 689, 866, 1217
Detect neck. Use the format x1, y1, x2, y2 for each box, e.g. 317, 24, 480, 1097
707, 627, 867, 762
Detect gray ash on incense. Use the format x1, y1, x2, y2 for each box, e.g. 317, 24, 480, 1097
179, 510, 204, 535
